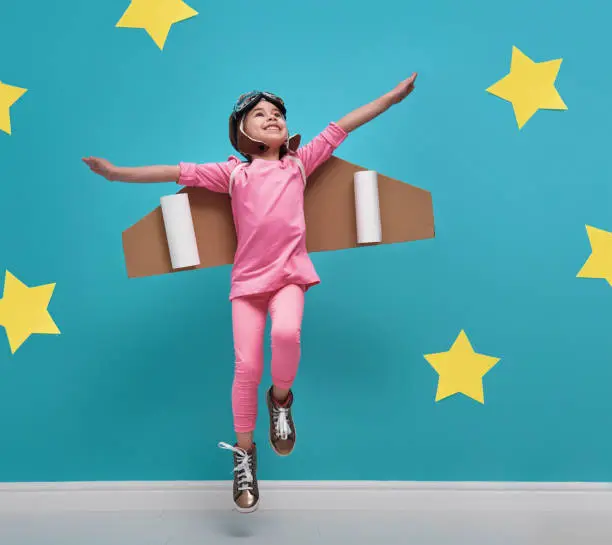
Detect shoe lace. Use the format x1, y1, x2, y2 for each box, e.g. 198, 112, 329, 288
273, 407, 292, 440
218, 442, 253, 491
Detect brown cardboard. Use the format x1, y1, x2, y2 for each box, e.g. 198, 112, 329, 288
122, 156, 435, 279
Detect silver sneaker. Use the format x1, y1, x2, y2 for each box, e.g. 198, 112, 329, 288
218, 442, 259, 513
266, 387, 296, 456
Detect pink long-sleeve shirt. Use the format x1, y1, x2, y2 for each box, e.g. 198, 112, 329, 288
177, 121, 348, 300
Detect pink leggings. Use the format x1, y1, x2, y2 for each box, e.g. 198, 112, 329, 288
231, 284, 305, 433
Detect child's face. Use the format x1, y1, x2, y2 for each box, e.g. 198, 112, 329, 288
243, 99, 288, 149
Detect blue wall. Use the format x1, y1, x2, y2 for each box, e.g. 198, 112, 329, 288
1, 0, 611, 482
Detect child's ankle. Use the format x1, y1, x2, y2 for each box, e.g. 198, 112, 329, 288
272, 387, 291, 405
237, 441, 254, 453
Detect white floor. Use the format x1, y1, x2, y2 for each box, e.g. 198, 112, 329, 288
0, 508, 611, 545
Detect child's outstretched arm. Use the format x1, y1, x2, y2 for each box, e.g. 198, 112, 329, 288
82, 157, 179, 183
336, 73, 417, 133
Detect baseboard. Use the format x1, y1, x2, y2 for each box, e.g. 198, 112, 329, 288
0, 481, 611, 513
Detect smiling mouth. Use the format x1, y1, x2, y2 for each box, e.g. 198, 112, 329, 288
265, 125, 281, 131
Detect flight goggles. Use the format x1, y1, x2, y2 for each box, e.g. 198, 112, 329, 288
232, 91, 286, 117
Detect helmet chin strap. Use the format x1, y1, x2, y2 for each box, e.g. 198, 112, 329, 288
237, 118, 300, 157
238, 117, 269, 154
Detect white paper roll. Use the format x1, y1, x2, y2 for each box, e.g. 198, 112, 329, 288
354, 170, 382, 244
160, 193, 201, 269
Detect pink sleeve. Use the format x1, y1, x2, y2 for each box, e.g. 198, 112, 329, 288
177, 156, 241, 193
296, 122, 348, 177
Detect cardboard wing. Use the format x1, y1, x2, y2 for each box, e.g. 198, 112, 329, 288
122, 156, 435, 279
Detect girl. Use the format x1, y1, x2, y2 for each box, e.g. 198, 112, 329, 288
82, 73, 417, 513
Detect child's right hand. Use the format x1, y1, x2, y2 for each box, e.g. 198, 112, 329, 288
82, 157, 117, 181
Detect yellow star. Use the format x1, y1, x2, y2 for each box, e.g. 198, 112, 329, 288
577, 225, 612, 286
116, 0, 198, 50
0, 81, 27, 135
486, 46, 567, 129
424, 330, 500, 404
0, 271, 60, 354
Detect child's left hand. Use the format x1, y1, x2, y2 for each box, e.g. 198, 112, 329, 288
388, 73, 417, 104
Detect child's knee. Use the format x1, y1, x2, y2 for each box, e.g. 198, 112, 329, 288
234, 358, 263, 385
271, 323, 301, 347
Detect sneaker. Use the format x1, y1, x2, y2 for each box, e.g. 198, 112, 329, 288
266, 387, 296, 456
218, 442, 259, 513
